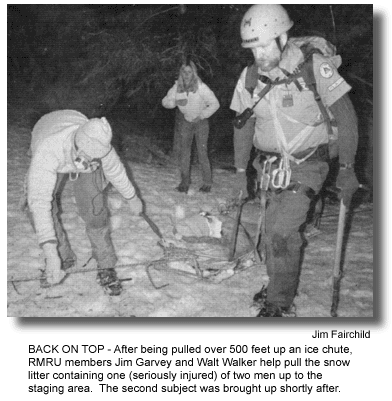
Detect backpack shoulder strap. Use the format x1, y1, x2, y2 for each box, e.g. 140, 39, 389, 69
244, 63, 259, 96
300, 50, 334, 138
245, 63, 274, 97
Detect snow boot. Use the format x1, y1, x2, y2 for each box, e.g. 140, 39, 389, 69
253, 285, 268, 307
199, 184, 211, 193
61, 257, 76, 271
96, 268, 122, 296
176, 182, 189, 193
256, 302, 296, 318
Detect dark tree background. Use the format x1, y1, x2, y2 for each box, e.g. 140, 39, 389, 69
7, 4, 373, 188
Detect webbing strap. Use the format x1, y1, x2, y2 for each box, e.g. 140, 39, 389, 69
279, 67, 303, 91
245, 64, 274, 98
269, 89, 317, 165
295, 52, 334, 139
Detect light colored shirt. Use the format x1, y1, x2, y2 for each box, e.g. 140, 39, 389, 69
230, 38, 351, 154
28, 110, 135, 245
162, 81, 220, 122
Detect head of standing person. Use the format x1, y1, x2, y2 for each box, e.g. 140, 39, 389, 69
177, 56, 200, 93
240, 4, 293, 72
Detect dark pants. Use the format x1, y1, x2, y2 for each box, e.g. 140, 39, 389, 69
53, 168, 117, 269
234, 117, 255, 170
171, 108, 182, 164
178, 112, 212, 187
260, 160, 329, 308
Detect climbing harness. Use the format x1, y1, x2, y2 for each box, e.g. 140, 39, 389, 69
239, 42, 339, 157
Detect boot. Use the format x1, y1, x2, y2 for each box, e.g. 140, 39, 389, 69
61, 257, 76, 271
176, 182, 189, 193
199, 184, 211, 193
87, 226, 120, 295
256, 302, 296, 317
96, 268, 122, 296
252, 285, 268, 307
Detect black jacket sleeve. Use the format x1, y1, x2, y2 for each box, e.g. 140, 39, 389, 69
329, 93, 358, 165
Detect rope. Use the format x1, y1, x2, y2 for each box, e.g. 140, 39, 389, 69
7, 257, 142, 284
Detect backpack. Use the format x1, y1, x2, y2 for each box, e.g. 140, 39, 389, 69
245, 36, 340, 159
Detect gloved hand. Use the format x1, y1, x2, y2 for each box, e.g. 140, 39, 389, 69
175, 99, 187, 107
42, 242, 65, 285
128, 196, 143, 215
336, 168, 359, 206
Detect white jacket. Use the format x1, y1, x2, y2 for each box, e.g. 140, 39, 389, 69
27, 110, 135, 245
162, 81, 219, 122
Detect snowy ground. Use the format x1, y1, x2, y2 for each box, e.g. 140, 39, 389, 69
7, 111, 373, 318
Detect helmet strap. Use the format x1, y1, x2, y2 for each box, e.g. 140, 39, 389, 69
275, 33, 288, 53
275, 37, 283, 53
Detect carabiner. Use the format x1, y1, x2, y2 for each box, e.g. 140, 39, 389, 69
271, 159, 284, 188
271, 159, 291, 189
280, 166, 291, 189
260, 156, 277, 191
259, 159, 268, 191
280, 156, 291, 189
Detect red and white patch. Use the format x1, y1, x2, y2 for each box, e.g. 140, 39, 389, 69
320, 62, 334, 78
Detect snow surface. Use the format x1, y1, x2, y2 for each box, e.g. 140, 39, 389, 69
7, 115, 373, 318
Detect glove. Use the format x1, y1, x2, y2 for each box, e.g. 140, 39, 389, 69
42, 242, 65, 285
128, 196, 143, 215
336, 168, 359, 206
175, 99, 188, 106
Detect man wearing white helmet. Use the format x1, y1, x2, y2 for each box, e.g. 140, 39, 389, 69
27, 110, 143, 295
232, 5, 359, 317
